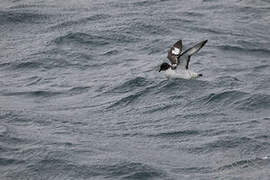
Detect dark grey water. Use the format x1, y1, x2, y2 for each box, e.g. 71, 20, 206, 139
1, 0, 270, 179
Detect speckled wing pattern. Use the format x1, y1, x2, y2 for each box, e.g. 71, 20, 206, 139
167, 40, 182, 66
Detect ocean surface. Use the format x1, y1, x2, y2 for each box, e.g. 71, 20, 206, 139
1, 0, 270, 179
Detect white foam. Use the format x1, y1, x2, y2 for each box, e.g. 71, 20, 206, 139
262, 156, 269, 160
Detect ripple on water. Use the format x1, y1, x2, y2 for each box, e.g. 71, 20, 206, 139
0, 10, 49, 24
218, 157, 270, 171
53, 31, 140, 47
186, 136, 266, 154
4, 159, 167, 180
217, 44, 270, 56
48, 14, 111, 30
201, 90, 249, 106
234, 93, 270, 111
0, 125, 8, 137
148, 129, 200, 138
54, 32, 110, 46
108, 77, 149, 93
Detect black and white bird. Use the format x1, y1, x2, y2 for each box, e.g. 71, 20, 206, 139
159, 40, 208, 79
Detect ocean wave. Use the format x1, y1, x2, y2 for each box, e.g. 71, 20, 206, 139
217, 44, 270, 55
108, 77, 149, 94
53, 32, 110, 46
10, 58, 75, 70
127, 22, 168, 36
252, 64, 270, 72
9, 49, 93, 70
171, 166, 212, 174
183, 11, 205, 17
0, 62, 11, 69
156, 80, 186, 94
6, 159, 167, 180
186, 136, 263, 154
170, 88, 254, 112
0, 157, 25, 166
104, 161, 165, 179
218, 157, 270, 171
105, 77, 157, 110
132, 0, 160, 7
3, 90, 62, 98
106, 90, 146, 110
234, 93, 270, 111
53, 31, 140, 47
99, 161, 166, 179
148, 129, 200, 138
0, 125, 8, 137
201, 90, 249, 106
24, 76, 43, 86
48, 14, 111, 30
68, 86, 91, 96
189, 26, 244, 37
9, 4, 45, 9
2, 86, 90, 99
213, 76, 243, 89
103, 49, 119, 56
11, 61, 42, 69
0, 10, 48, 25
142, 103, 175, 114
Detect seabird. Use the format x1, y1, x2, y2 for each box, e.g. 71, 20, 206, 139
159, 40, 208, 79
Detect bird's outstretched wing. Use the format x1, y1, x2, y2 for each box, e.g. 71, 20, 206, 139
167, 40, 182, 65
179, 40, 207, 69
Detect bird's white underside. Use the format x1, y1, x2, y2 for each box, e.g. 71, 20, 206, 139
164, 68, 200, 79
